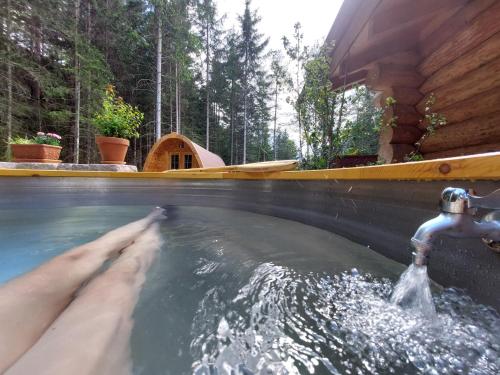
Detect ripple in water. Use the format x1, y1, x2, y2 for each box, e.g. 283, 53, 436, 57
192, 263, 500, 375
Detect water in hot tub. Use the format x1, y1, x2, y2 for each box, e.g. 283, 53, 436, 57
0, 206, 498, 374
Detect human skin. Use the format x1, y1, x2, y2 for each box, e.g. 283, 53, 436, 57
4, 223, 162, 375
0, 208, 165, 373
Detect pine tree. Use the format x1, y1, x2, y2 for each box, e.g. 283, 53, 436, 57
269, 50, 289, 160
238, 0, 268, 163
283, 22, 307, 161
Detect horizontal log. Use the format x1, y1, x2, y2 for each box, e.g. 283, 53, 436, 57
419, 0, 497, 58
331, 69, 367, 90
424, 142, 500, 159
329, 0, 383, 74
378, 143, 415, 164
393, 104, 422, 126
419, 111, 500, 153
417, 56, 500, 112
418, 5, 463, 42
375, 87, 423, 107
420, 31, 500, 93
340, 27, 421, 73
418, 0, 500, 77
428, 87, 500, 127
367, 63, 424, 91
377, 51, 420, 67
371, 0, 466, 35
379, 124, 423, 145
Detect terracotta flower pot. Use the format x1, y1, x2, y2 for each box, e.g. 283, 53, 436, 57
11, 144, 62, 163
95, 136, 130, 164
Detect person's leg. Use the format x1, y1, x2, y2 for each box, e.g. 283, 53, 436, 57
0, 207, 165, 373
5, 223, 162, 375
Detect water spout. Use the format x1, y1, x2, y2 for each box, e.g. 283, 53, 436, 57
411, 187, 500, 266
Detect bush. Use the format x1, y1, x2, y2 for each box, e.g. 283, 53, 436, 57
92, 85, 143, 139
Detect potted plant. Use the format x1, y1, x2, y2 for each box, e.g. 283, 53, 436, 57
92, 85, 143, 164
9, 132, 62, 163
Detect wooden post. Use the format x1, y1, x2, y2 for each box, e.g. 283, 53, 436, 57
368, 63, 424, 163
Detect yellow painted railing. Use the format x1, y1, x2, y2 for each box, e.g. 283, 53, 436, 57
0, 153, 499, 181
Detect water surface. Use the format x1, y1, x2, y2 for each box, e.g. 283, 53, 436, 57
0, 206, 498, 374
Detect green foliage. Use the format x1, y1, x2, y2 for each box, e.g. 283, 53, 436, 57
410, 93, 447, 162
293, 40, 381, 169
92, 85, 143, 139
376, 96, 398, 131
9, 136, 34, 145
9, 132, 61, 146
404, 152, 424, 162
34, 132, 62, 146
423, 93, 447, 134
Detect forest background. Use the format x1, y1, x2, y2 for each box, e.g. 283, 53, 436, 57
0, 0, 380, 169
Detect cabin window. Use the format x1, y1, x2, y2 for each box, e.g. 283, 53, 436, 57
184, 154, 193, 169
171, 154, 180, 170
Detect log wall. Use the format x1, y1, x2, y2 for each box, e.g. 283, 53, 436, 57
416, 0, 500, 159
329, 0, 500, 162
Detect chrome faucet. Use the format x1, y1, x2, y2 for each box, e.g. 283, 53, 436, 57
412, 187, 500, 266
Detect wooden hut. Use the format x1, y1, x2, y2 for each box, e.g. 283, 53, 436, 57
143, 133, 225, 172
326, 0, 500, 162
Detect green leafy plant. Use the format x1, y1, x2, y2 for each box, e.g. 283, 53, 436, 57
34, 132, 62, 146
9, 136, 34, 145
422, 93, 447, 134
404, 152, 424, 162
407, 93, 447, 163
9, 132, 61, 146
92, 85, 143, 139
376, 96, 398, 131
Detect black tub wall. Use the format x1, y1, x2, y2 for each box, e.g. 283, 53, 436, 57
0, 177, 498, 309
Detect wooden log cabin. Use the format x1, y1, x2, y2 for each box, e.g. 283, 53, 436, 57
327, 0, 500, 162
143, 133, 225, 172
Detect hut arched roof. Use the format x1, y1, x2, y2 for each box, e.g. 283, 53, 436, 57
143, 132, 225, 172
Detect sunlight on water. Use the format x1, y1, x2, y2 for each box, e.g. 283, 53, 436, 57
390, 264, 436, 318
191, 264, 499, 375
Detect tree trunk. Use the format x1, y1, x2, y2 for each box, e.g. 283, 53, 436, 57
205, 21, 210, 150
230, 80, 234, 165
273, 79, 278, 160
243, 91, 247, 164
86, 0, 92, 164
175, 62, 180, 133
169, 58, 173, 132
296, 37, 303, 161
6, 0, 13, 159
243, 43, 248, 164
74, 0, 81, 163
155, 7, 162, 141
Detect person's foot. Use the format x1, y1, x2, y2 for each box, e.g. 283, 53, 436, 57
145, 207, 167, 223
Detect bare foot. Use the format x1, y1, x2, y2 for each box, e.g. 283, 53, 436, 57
144, 207, 167, 223
4, 225, 163, 375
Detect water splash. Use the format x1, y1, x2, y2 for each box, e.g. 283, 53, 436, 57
390, 264, 436, 318
191, 263, 499, 374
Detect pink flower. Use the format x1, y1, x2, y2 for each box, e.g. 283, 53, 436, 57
37, 132, 45, 136
47, 133, 62, 140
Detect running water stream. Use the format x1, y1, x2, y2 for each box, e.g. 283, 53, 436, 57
390, 264, 436, 318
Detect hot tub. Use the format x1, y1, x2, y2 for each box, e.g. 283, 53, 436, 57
0, 153, 499, 374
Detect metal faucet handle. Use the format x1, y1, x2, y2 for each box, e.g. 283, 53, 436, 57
440, 187, 470, 213
468, 189, 500, 210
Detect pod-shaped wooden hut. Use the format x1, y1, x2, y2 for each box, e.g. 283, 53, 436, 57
143, 133, 225, 172
327, 0, 500, 163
